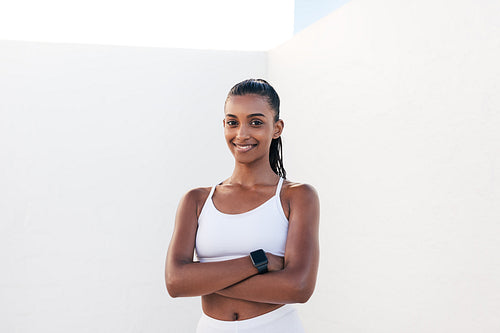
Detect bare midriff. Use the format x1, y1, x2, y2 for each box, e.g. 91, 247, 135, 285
202, 294, 284, 321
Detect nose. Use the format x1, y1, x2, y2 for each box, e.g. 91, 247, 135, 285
236, 124, 250, 139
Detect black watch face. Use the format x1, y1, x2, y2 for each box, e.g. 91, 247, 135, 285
252, 250, 267, 265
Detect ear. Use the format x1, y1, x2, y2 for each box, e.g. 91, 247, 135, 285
222, 118, 226, 127
273, 119, 284, 139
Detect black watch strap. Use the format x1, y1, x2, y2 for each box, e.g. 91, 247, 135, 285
250, 249, 268, 274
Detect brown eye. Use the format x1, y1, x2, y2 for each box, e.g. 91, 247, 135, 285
250, 119, 263, 126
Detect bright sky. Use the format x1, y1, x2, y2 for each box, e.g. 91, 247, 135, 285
0, 0, 294, 51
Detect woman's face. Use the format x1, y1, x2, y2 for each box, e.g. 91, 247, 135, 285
223, 94, 283, 164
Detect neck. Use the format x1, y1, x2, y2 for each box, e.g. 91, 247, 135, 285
228, 161, 279, 186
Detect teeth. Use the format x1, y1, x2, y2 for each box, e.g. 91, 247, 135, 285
235, 144, 254, 151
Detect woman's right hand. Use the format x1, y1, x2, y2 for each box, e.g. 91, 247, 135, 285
266, 253, 284, 272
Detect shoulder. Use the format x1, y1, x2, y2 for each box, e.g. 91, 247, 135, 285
181, 186, 212, 203
281, 180, 319, 219
282, 180, 319, 203
178, 186, 212, 217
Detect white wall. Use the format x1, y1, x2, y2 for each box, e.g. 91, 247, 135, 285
2, 0, 500, 331
270, 0, 500, 332
0, 40, 266, 333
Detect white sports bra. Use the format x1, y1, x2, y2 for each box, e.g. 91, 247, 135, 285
195, 177, 289, 263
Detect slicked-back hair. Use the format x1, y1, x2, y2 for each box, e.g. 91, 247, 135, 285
225, 79, 286, 179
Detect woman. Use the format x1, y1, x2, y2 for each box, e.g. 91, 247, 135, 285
165, 79, 320, 332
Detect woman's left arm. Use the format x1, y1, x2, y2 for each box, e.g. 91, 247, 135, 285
216, 183, 320, 304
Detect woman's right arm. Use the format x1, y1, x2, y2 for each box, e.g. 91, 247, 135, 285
165, 188, 260, 297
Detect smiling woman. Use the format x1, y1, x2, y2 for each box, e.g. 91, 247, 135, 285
224, 96, 284, 178
165, 79, 319, 332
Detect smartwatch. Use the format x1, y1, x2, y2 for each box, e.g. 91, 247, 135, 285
250, 249, 268, 274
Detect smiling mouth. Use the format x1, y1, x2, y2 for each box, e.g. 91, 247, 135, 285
233, 143, 256, 152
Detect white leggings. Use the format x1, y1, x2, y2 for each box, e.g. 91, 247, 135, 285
196, 305, 305, 333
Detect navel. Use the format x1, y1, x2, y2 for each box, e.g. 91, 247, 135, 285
232, 312, 239, 321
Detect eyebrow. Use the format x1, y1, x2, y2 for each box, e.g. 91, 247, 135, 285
225, 113, 267, 118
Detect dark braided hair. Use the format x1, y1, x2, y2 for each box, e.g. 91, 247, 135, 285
225, 79, 286, 179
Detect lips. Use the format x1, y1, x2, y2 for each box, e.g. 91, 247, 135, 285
233, 143, 256, 152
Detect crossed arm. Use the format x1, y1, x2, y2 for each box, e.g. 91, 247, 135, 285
164, 183, 320, 304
